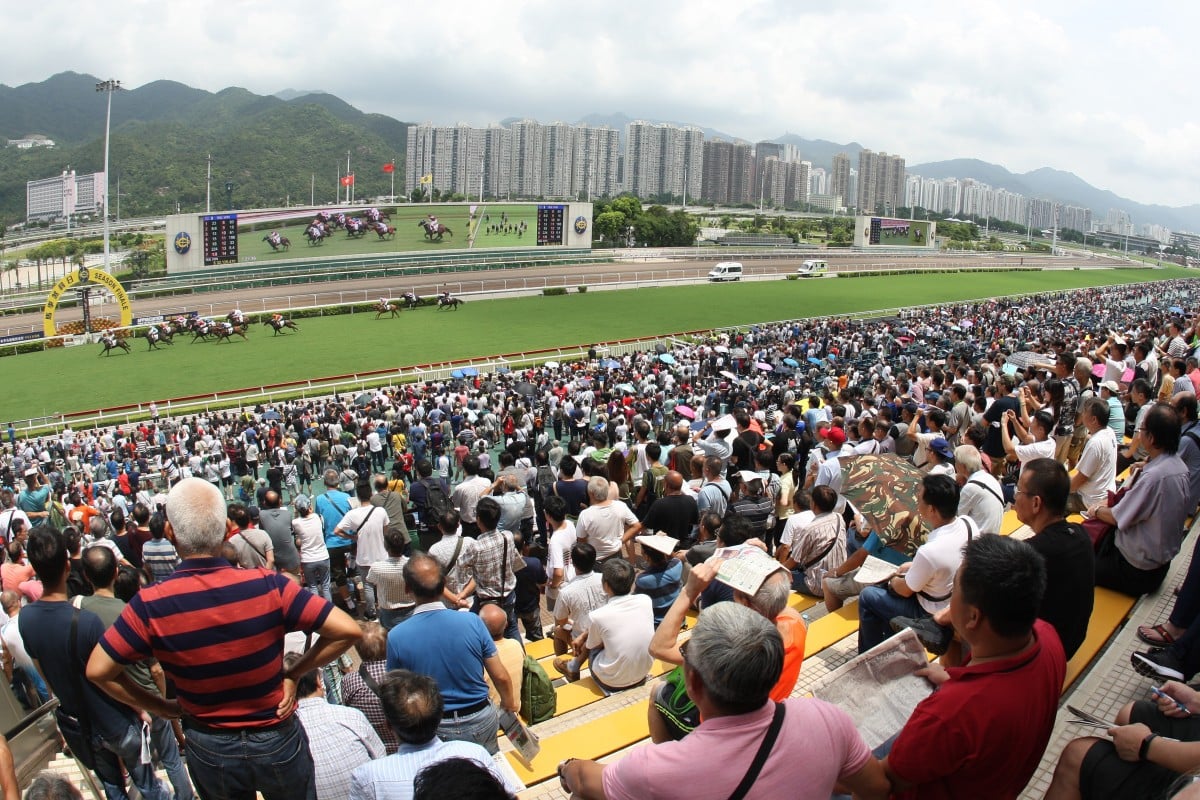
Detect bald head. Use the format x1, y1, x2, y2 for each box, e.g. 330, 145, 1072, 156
479, 604, 508, 640
402, 554, 446, 602
663, 471, 683, 494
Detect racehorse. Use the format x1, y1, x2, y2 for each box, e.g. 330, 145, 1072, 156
263, 233, 291, 252
375, 300, 399, 319
345, 218, 368, 238
402, 292, 420, 310
305, 223, 328, 245
189, 318, 215, 342
227, 309, 247, 326
212, 323, 249, 343
372, 222, 395, 240
144, 327, 173, 350
437, 296, 465, 311
98, 336, 130, 356
262, 316, 299, 335
364, 208, 389, 224
417, 219, 453, 241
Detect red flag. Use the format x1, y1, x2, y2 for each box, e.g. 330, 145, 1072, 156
382, 163, 395, 173
340, 174, 355, 187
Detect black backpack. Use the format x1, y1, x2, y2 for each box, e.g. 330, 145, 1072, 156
421, 478, 454, 521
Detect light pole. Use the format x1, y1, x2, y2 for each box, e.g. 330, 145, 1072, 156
96, 79, 122, 275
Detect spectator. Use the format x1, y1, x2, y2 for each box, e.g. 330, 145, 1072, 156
953, 446, 1004, 536
412, 757, 515, 800
480, 604, 523, 715
578, 558, 654, 693
341, 621, 400, 754
777, 485, 846, 596
575, 476, 640, 563
335, 481, 390, 620
316, 468, 356, 611
513, 533, 547, 641
633, 534, 683, 627
140, 513, 180, 583
463, 497, 525, 641
292, 494, 332, 601
1069, 398, 1118, 514
259, 490, 301, 581
551, 542, 607, 681
367, 527, 415, 630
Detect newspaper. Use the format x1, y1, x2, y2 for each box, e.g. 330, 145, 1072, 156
854, 554, 900, 585
811, 628, 934, 748
714, 545, 787, 595
499, 709, 540, 767
492, 750, 527, 792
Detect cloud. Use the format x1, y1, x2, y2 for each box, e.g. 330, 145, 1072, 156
1, 0, 1197, 207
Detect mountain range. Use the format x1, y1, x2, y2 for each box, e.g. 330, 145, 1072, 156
1, 72, 1196, 232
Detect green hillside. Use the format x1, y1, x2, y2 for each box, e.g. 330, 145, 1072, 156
0, 73, 413, 225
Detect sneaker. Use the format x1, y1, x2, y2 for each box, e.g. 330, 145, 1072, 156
552, 656, 580, 683
890, 615, 954, 656
1131, 650, 1186, 682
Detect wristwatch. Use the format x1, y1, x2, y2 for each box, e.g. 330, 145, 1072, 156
1139, 732, 1159, 761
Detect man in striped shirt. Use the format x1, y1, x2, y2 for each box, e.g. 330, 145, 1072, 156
87, 477, 362, 800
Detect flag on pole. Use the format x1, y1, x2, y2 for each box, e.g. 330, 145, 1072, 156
419, 174, 432, 185
382, 162, 395, 173
340, 174, 355, 187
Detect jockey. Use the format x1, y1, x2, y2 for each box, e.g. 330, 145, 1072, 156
271, 313, 283, 324
230, 309, 244, 325
147, 325, 159, 338
268, 230, 279, 245
379, 297, 389, 308
221, 321, 233, 333
428, 214, 439, 229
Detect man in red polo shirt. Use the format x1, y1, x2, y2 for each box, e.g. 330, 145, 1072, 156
883, 535, 1066, 799
87, 477, 362, 800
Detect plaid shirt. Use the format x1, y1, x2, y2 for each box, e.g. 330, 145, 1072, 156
340, 659, 399, 754
365, 557, 414, 610
428, 534, 477, 595
467, 528, 525, 600
295, 696, 385, 798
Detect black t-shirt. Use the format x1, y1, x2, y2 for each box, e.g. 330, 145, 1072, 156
643, 494, 700, 543
20, 600, 136, 738
1028, 519, 1095, 660
983, 396, 1020, 457
553, 478, 589, 518
514, 556, 547, 614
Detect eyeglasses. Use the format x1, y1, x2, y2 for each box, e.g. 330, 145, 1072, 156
679, 638, 690, 665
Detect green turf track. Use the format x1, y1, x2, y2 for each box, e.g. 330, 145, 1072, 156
243, 204, 542, 263
3, 266, 1186, 422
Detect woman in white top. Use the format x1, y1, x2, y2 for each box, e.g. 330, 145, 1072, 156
291, 494, 331, 601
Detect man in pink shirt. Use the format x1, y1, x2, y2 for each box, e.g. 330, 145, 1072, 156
556, 602, 889, 800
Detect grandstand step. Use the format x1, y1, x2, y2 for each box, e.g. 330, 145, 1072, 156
803, 604, 861, 658
505, 700, 650, 786
1062, 586, 1136, 690
526, 637, 556, 660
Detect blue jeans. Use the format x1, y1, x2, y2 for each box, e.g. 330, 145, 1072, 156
302, 559, 332, 602
91, 720, 173, 800
183, 716, 315, 800
857, 585, 926, 654
437, 702, 500, 755
149, 715, 193, 800
377, 605, 414, 630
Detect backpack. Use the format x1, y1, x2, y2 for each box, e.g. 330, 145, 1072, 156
421, 478, 454, 521
520, 654, 557, 724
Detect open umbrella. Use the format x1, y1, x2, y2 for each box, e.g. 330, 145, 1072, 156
495, 366, 511, 374
783, 357, 799, 367
515, 382, 536, 397
826, 353, 838, 362
655, 342, 668, 354
353, 392, 373, 407
601, 358, 622, 369
720, 370, 737, 380
714, 345, 729, 353
545, 361, 559, 369
462, 366, 479, 377
732, 348, 748, 360
1170, 306, 1185, 314
450, 369, 465, 379
262, 409, 281, 420
674, 404, 696, 420
838, 454, 929, 558
617, 383, 636, 393
756, 361, 773, 372
807, 357, 823, 366
659, 353, 677, 365
1122, 367, 1135, 383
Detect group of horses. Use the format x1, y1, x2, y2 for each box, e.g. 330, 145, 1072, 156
99, 310, 299, 355
263, 210, 455, 250
374, 293, 464, 318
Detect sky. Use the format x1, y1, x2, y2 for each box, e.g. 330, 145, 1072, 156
3, 0, 1196, 207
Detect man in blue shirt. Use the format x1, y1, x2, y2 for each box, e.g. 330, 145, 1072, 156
386, 555, 518, 754
315, 469, 355, 610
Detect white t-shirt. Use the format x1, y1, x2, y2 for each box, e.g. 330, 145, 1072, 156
545, 521, 578, 602
575, 501, 638, 561
906, 517, 973, 615
555, 572, 607, 634
1077, 427, 1118, 509
291, 514, 329, 563
1014, 438, 1056, 467
958, 471, 1005, 536
586, 593, 655, 689
338, 504, 388, 568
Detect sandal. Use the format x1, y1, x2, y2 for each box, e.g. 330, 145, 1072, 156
1137, 623, 1179, 646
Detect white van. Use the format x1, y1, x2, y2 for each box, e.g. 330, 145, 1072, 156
797, 259, 828, 276
708, 261, 744, 282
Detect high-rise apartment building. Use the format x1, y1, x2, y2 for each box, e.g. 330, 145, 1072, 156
857, 149, 906, 214
831, 153, 851, 208
624, 121, 703, 200
701, 139, 753, 205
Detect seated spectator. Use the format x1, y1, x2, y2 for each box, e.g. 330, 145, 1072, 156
924, 436, 956, 478
729, 472, 773, 542
777, 485, 846, 596
559, 602, 889, 800
581, 559, 654, 693
633, 534, 683, 627
412, 757, 516, 800
953, 445, 1004, 536
646, 555, 805, 743
551, 542, 607, 681
1046, 680, 1200, 799
882, 536, 1065, 798
341, 621, 400, 754
1069, 399, 1118, 514
288, 651, 384, 800
480, 604, 523, 715
858, 474, 973, 654
349, 670, 522, 800
1092, 404, 1190, 599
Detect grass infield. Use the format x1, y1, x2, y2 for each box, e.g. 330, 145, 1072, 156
4, 266, 1185, 423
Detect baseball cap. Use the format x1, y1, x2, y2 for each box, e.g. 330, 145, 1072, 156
822, 427, 847, 448
929, 438, 955, 461
293, 494, 311, 511
1100, 380, 1121, 393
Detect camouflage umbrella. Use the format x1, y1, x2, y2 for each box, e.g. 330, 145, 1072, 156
838, 454, 928, 558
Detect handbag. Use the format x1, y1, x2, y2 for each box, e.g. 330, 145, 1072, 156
1081, 485, 1129, 551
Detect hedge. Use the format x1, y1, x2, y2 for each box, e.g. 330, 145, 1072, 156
543, 287, 568, 296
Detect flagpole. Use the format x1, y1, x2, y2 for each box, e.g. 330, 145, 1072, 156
311, 173, 315, 207
390, 159, 395, 202
346, 151, 351, 205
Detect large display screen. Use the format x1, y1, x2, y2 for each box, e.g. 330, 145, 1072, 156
868, 217, 931, 246
536, 204, 565, 246
202, 213, 239, 265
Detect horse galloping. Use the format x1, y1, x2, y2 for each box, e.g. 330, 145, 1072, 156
372, 222, 395, 240
144, 327, 173, 350
305, 223, 328, 245
189, 319, 215, 342
402, 292, 420, 310
417, 219, 453, 241
98, 335, 130, 356
263, 232, 291, 252
262, 316, 299, 335
212, 323, 249, 343
345, 218, 368, 238
375, 300, 399, 319
437, 296, 465, 311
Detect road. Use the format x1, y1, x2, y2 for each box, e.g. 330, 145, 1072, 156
2, 250, 1120, 337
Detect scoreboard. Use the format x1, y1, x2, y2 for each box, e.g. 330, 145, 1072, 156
202, 213, 239, 265
536, 204, 565, 246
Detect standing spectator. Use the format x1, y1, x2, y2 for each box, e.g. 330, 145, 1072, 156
367, 528, 414, 630
227, 504, 274, 570
450, 456, 491, 538
513, 533, 547, 641
316, 469, 355, 611
293, 494, 332, 602
87, 477, 362, 800
259, 490, 301, 581
334, 482, 389, 620
140, 513, 180, 583
287, 652, 384, 800
385, 555, 518, 754
463, 497, 525, 642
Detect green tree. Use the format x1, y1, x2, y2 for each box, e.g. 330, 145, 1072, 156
594, 210, 627, 245
610, 195, 643, 221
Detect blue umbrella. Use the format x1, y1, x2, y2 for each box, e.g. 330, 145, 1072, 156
462, 367, 479, 377
1170, 306, 1185, 314
783, 357, 799, 367
617, 383, 636, 393
808, 357, 822, 365
496, 366, 511, 374
658, 353, 676, 365
827, 353, 838, 362
450, 369, 465, 379
602, 358, 622, 369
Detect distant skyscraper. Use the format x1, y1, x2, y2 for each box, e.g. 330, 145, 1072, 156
831, 153, 851, 209
625, 121, 703, 200
26, 169, 103, 223
857, 149, 905, 214
701, 140, 753, 205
